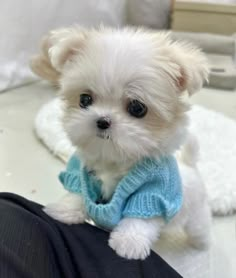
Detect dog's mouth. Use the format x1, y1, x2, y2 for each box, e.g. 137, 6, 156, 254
96, 131, 111, 140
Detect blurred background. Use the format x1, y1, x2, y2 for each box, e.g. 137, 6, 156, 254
1, 0, 236, 92
0, 1, 235, 277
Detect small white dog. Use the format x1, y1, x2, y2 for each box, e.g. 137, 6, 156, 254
31, 26, 211, 260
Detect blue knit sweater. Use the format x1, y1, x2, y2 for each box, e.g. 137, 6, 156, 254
59, 155, 183, 230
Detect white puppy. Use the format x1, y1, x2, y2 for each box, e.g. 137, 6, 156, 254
31, 27, 211, 260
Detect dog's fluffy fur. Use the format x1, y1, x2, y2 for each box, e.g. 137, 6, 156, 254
31, 27, 211, 260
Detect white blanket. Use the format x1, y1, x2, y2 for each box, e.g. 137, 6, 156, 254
34, 97, 236, 277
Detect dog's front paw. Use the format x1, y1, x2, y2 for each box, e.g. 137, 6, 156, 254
43, 203, 86, 225
109, 230, 151, 260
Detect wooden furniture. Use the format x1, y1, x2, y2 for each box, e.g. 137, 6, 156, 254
172, 1, 236, 35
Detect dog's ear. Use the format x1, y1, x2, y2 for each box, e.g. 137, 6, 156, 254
30, 27, 87, 85
159, 36, 209, 96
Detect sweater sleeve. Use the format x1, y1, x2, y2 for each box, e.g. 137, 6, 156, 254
122, 156, 183, 221
58, 155, 82, 194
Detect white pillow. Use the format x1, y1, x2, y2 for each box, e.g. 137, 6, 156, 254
0, 0, 126, 92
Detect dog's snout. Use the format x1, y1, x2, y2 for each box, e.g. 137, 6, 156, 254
96, 117, 111, 130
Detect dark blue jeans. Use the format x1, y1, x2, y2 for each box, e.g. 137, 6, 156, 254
0, 193, 182, 278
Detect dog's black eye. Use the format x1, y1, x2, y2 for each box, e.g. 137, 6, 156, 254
80, 93, 93, 108
128, 100, 147, 118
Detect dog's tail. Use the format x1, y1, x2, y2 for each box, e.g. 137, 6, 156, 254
178, 133, 199, 167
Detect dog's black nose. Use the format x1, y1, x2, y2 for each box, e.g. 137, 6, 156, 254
96, 117, 111, 130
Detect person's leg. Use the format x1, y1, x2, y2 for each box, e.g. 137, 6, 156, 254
0, 193, 64, 278
0, 193, 182, 278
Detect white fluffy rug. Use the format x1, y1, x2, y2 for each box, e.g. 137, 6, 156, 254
34, 97, 236, 277
35, 98, 236, 216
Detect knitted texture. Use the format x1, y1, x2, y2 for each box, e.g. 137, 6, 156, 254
59, 155, 183, 230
